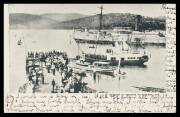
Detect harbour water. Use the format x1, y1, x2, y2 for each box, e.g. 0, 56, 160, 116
9, 29, 166, 93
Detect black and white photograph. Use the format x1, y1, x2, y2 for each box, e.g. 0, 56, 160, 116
7, 4, 167, 94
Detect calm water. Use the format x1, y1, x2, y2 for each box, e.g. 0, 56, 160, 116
9, 29, 166, 93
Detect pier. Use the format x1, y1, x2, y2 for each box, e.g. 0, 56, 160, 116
23, 50, 96, 93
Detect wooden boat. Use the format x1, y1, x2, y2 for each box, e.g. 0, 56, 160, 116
75, 60, 91, 67
89, 61, 115, 74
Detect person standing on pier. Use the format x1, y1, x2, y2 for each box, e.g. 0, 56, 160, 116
35, 73, 39, 85
46, 60, 51, 73
65, 58, 69, 66
52, 79, 55, 92
51, 63, 56, 76
33, 84, 36, 93
93, 71, 96, 83
28, 70, 33, 81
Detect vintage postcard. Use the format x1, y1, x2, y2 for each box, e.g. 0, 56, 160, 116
4, 4, 176, 113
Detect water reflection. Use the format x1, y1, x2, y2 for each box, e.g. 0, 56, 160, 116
84, 46, 166, 92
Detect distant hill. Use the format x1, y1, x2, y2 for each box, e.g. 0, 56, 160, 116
52, 13, 166, 30
9, 13, 58, 29
9, 13, 87, 29
9, 13, 165, 30
41, 13, 87, 22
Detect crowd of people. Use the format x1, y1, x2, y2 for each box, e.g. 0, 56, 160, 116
25, 50, 88, 93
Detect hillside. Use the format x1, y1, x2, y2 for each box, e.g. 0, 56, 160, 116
9, 13, 58, 29
41, 13, 87, 22
9, 13, 165, 30
53, 13, 165, 30
9, 13, 87, 29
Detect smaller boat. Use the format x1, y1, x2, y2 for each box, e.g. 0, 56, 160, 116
67, 61, 89, 74
17, 40, 22, 45
89, 45, 95, 48
89, 61, 115, 75
75, 60, 91, 67
113, 69, 126, 78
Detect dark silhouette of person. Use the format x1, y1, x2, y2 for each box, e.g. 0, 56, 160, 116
33, 85, 36, 93
52, 79, 55, 92
93, 72, 96, 83
28, 73, 33, 81
36, 74, 39, 85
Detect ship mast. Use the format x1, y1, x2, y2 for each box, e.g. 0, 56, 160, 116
99, 5, 103, 32
94, 5, 103, 54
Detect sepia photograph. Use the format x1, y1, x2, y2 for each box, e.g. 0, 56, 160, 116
7, 4, 167, 94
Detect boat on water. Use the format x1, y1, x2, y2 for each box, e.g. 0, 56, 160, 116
72, 5, 149, 66
89, 61, 127, 77
79, 41, 149, 66
69, 59, 127, 76
17, 40, 22, 45
89, 61, 115, 75
75, 60, 91, 67
67, 62, 88, 74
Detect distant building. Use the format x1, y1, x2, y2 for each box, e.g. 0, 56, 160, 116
113, 27, 132, 34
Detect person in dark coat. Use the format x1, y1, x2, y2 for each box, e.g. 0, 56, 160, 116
28, 72, 33, 81
33, 85, 36, 93
52, 79, 55, 92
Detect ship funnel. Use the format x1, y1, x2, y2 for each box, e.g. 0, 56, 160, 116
135, 15, 142, 31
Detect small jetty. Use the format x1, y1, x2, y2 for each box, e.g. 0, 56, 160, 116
131, 86, 166, 93
22, 50, 97, 93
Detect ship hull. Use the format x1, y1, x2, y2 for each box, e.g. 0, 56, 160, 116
85, 59, 148, 66
109, 60, 147, 66
96, 70, 114, 76
74, 38, 115, 45
96, 70, 114, 74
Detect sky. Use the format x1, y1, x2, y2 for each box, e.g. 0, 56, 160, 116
8, 4, 165, 17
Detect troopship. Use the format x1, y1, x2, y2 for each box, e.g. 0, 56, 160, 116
72, 5, 149, 66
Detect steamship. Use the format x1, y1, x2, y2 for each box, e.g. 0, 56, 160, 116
73, 5, 149, 66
